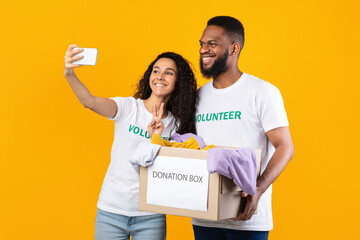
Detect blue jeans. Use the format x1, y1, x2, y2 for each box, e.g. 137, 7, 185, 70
193, 225, 269, 240
95, 208, 166, 240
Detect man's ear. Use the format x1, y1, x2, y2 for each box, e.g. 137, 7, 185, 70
230, 42, 241, 56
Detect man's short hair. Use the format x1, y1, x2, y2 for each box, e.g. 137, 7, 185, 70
207, 16, 245, 51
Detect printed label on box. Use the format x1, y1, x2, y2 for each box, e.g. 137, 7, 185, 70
147, 156, 209, 211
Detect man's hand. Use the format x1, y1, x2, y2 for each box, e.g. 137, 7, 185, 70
235, 190, 261, 221
148, 103, 165, 137
235, 126, 294, 221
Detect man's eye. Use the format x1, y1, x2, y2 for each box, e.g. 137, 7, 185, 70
210, 43, 217, 47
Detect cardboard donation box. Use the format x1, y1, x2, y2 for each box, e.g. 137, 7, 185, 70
139, 147, 261, 220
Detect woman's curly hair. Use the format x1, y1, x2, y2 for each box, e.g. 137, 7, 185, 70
134, 52, 198, 134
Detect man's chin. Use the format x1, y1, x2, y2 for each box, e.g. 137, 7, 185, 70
200, 70, 213, 79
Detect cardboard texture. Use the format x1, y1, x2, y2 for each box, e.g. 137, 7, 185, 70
139, 147, 261, 220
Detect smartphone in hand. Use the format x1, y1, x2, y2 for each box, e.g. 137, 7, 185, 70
72, 48, 98, 65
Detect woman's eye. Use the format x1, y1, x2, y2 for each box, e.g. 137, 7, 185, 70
153, 70, 159, 73
166, 72, 173, 75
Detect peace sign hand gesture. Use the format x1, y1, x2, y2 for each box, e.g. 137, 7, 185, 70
148, 103, 165, 138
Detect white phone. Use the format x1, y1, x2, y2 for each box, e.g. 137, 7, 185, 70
72, 47, 98, 65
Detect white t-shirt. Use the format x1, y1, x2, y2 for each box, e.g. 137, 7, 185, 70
97, 97, 175, 216
193, 73, 289, 231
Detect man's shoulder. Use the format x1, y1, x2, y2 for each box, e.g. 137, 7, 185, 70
243, 73, 277, 89
242, 73, 280, 96
198, 80, 213, 95
198, 80, 213, 89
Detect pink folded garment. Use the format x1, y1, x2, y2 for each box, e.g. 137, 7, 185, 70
207, 148, 257, 196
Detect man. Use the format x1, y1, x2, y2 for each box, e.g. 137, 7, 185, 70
194, 16, 294, 239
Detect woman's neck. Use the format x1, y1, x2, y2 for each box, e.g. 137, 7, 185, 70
143, 94, 170, 118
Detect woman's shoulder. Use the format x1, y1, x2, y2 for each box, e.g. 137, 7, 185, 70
111, 97, 141, 118
110, 96, 139, 106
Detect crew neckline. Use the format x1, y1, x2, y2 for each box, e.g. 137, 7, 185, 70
210, 72, 247, 94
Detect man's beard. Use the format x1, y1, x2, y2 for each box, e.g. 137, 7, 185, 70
200, 50, 229, 79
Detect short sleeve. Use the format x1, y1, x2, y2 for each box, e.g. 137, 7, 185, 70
107, 97, 134, 121
259, 88, 289, 132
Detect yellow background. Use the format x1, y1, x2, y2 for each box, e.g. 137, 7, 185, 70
1, 0, 359, 239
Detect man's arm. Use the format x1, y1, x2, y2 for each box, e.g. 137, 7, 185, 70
236, 126, 294, 221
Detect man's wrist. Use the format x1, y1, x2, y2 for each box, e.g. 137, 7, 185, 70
256, 181, 267, 195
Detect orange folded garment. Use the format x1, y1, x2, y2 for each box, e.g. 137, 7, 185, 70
151, 133, 215, 150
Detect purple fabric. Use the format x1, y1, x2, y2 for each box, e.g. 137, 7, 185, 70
171, 133, 207, 149
207, 148, 257, 195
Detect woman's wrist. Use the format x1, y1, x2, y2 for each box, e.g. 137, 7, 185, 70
64, 69, 75, 78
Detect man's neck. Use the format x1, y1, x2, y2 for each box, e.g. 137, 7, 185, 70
212, 67, 243, 89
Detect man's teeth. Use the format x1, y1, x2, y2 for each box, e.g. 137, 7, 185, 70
155, 84, 166, 87
202, 57, 213, 63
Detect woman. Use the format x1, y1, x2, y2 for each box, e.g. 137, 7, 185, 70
64, 45, 198, 240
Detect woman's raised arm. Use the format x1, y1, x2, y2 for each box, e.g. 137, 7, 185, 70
64, 44, 117, 118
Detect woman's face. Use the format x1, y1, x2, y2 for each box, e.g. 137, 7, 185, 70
149, 58, 177, 99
